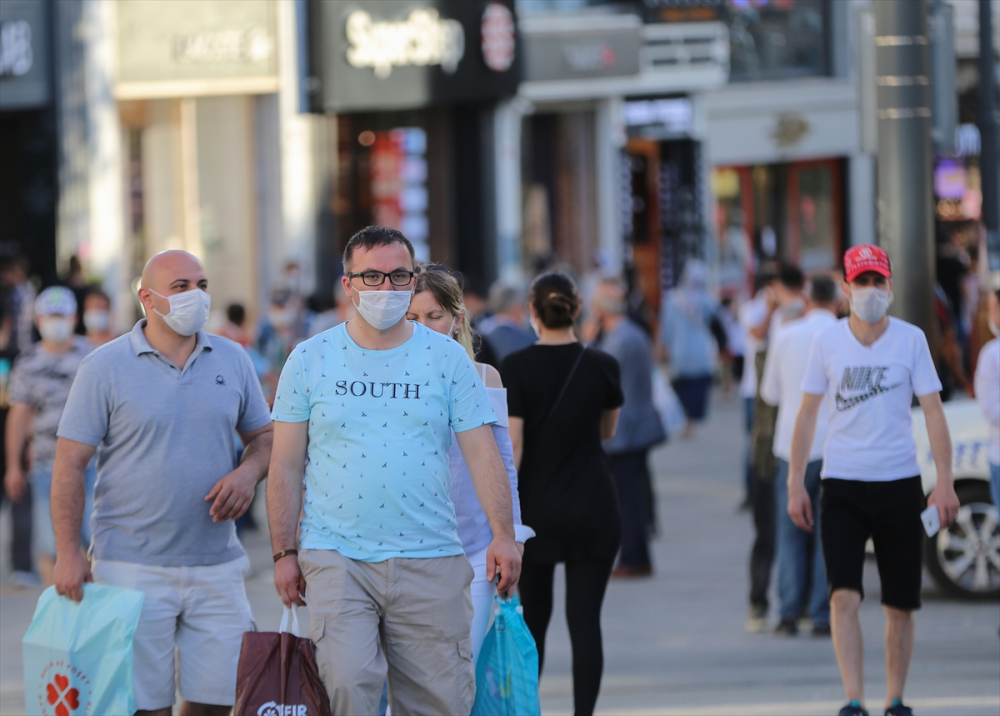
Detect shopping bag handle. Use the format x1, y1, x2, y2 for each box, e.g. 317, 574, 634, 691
279, 605, 300, 636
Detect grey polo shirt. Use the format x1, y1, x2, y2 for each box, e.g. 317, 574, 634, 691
57, 320, 272, 566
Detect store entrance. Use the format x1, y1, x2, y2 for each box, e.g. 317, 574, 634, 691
0, 109, 57, 282
713, 158, 843, 296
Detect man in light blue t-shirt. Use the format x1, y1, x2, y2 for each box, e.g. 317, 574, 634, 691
268, 226, 521, 716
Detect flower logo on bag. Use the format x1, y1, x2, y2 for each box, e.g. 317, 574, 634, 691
36, 662, 92, 716
46, 674, 79, 716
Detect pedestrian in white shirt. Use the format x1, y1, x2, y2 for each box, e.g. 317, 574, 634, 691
761, 275, 839, 637
787, 245, 960, 716
737, 268, 779, 508
974, 286, 1000, 511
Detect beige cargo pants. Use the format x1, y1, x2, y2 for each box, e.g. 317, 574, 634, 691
299, 549, 475, 716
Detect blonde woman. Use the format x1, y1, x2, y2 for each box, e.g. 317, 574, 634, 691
406, 264, 534, 662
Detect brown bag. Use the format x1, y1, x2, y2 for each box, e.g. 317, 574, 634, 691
234, 607, 332, 716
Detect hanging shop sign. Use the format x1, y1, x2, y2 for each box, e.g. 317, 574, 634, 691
624, 97, 694, 137
642, 0, 725, 23
309, 0, 519, 112
115, 0, 278, 99
519, 14, 641, 83
0, 0, 50, 110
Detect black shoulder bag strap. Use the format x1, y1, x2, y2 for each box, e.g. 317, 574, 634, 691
541, 346, 586, 427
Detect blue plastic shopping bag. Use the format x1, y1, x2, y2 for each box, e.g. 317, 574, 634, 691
23, 584, 144, 716
471, 595, 541, 716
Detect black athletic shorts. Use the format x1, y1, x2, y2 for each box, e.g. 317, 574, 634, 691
820, 476, 924, 611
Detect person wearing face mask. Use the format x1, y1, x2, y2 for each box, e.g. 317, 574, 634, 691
501, 271, 624, 716
4, 287, 95, 586
267, 226, 520, 716
787, 244, 960, 716
405, 263, 534, 665
50, 250, 274, 716
82, 288, 116, 346
974, 286, 1000, 516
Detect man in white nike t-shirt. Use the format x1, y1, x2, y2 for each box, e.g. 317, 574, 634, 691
787, 244, 959, 716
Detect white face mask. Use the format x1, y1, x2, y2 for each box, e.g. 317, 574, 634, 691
989, 318, 1000, 338
352, 288, 412, 331
850, 286, 892, 323
149, 288, 211, 336
39, 316, 75, 344
83, 309, 109, 333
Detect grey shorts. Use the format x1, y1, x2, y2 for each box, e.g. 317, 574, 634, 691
299, 549, 475, 716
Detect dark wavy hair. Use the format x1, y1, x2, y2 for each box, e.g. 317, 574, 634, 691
530, 271, 580, 329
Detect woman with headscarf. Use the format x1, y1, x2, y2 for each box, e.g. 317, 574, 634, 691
660, 259, 719, 436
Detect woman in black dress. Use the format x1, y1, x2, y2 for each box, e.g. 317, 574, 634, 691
501, 272, 624, 716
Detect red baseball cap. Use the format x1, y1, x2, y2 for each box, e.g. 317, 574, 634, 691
844, 244, 892, 282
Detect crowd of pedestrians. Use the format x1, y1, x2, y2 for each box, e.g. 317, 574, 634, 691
1, 226, 997, 716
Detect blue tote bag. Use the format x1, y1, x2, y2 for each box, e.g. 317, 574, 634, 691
23, 584, 144, 716
471, 595, 541, 716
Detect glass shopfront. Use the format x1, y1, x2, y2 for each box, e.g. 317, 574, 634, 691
726, 0, 829, 82
712, 157, 843, 295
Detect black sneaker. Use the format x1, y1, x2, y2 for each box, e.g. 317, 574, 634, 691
812, 622, 832, 637
884, 699, 913, 716
774, 617, 798, 636
838, 700, 869, 716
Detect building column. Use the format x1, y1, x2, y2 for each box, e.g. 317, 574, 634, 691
275, 0, 317, 295
595, 97, 626, 274
494, 97, 525, 283
55, 0, 127, 330
874, 0, 935, 341
848, 153, 876, 246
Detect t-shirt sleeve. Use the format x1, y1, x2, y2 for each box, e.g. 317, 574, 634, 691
500, 356, 526, 419
603, 352, 625, 410
271, 351, 311, 423
911, 328, 943, 397
800, 333, 829, 395
236, 348, 273, 432
448, 350, 497, 433
56, 355, 110, 447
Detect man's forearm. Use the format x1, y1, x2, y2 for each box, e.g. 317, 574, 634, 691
266, 464, 303, 553
468, 441, 516, 541
5, 403, 30, 472
788, 411, 818, 492
925, 407, 954, 489
239, 430, 274, 485
51, 449, 87, 554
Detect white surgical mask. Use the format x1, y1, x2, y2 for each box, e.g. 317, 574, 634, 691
989, 318, 1000, 338
83, 309, 109, 333
149, 288, 211, 336
39, 317, 75, 344
353, 288, 412, 331
850, 286, 892, 323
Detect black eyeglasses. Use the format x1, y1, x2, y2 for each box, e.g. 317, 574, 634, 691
347, 270, 415, 287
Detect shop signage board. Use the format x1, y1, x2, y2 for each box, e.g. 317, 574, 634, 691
519, 15, 641, 82
0, 0, 50, 110
116, 0, 278, 99
309, 0, 520, 112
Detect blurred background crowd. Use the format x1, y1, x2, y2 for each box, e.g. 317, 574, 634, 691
1, 0, 998, 590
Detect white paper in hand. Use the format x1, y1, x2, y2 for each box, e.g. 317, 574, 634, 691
921, 505, 941, 538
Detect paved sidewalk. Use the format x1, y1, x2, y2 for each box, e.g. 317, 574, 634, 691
2, 393, 998, 715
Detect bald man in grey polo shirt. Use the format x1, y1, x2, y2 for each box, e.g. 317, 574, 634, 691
51, 251, 273, 716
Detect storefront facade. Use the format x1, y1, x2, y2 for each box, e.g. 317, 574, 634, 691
306, 0, 520, 293
0, 0, 58, 283
112, 0, 312, 323
515, 0, 728, 313
704, 0, 871, 298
